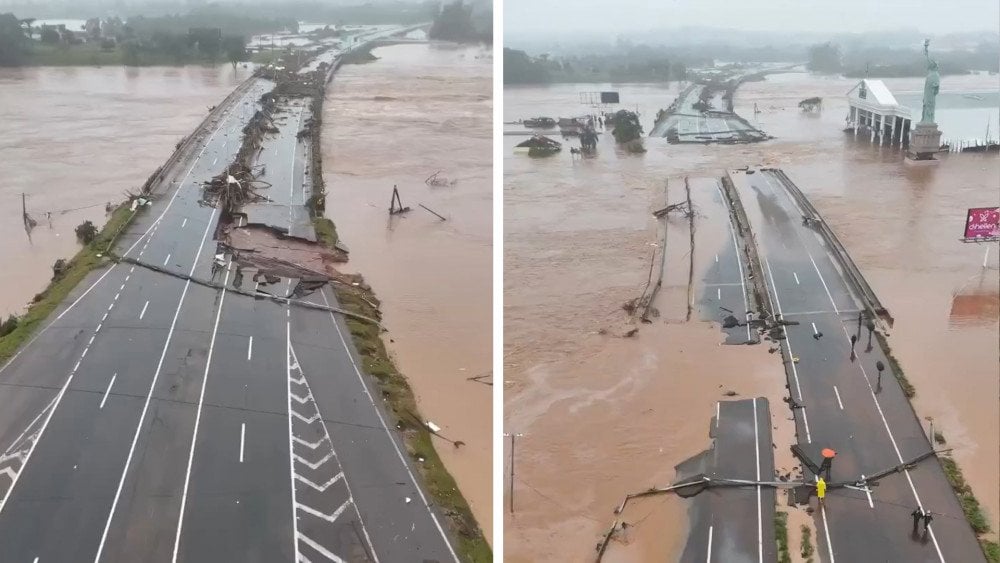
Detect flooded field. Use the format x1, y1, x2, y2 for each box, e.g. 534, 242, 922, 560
322, 43, 493, 540
504, 71, 998, 559
0, 64, 251, 318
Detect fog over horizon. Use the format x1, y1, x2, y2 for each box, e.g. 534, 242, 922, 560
505, 0, 999, 40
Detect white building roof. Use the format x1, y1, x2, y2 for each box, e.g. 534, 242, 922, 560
847, 79, 911, 119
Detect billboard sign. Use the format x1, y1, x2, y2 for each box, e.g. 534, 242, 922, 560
600, 91, 620, 104
963, 207, 1000, 240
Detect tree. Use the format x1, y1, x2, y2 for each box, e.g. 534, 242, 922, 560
808, 42, 842, 74
222, 35, 247, 67
39, 26, 59, 44
610, 110, 644, 144
75, 220, 98, 244
503, 48, 550, 84
428, 0, 479, 43
189, 27, 222, 60
0, 13, 28, 65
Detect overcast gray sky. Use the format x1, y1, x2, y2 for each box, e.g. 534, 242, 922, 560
504, 0, 1000, 36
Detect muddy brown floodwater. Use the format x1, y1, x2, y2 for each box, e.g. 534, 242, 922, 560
505, 72, 998, 560
322, 42, 493, 542
0, 64, 252, 318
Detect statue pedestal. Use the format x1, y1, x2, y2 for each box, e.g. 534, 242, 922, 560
907, 122, 942, 161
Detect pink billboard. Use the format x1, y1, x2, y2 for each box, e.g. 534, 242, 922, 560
964, 207, 1000, 240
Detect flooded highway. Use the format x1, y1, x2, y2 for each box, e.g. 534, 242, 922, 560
0, 64, 252, 318
323, 42, 493, 540
504, 71, 998, 559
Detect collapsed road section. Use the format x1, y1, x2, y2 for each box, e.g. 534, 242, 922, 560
603, 168, 989, 562
650, 71, 771, 144
728, 167, 987, 562
0, 25, 471, 563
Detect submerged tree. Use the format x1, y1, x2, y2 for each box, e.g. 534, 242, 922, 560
610, 110, 643, 144
428, 0, 480, 43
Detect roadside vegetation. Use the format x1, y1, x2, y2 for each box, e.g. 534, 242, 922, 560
0, 204, 135, 366
774, 511, 792, 563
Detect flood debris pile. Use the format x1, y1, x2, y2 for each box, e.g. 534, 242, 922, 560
515, 134, 562, 157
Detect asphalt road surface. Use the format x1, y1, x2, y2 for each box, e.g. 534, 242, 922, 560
731, 168, 984, 563
679, 398, 777, 563
0, 34, 458, 563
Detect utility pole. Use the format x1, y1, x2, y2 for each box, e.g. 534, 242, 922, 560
504, 432, 523, 513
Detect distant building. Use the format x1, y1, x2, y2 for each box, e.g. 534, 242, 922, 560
846, 79, 913, 147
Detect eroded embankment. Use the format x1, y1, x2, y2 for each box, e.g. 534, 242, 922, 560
216, 44, 490, 562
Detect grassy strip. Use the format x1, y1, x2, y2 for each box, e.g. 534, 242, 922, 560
775, 512, 791, 563
940, 456, 991, 535
0, 204, 135, 366
983, 539, 1000, 562
312, 217, 339, 248
874, 331, 915, 398
321, 249, 489, 562
800, 524, 815, 561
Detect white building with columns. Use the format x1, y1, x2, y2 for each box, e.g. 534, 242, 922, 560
846, 79, 913, 148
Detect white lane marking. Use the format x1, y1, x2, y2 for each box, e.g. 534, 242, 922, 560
707, 524, 713, 562
288, 106, 305, 228
171, 261, 231, 562
715, 401, 720, 427
722, 197, 753, 342
139, 300, 150, 320
181, 218, 187, 228
753, 398, 763, 563
33, 557, 39, 563
212, 157, 218, 165
764, 258, 802, 401
102, 312, 109, 321
840, 324, 945, 560
286, 323, 301, 562
119, 92, 246, 261
819, 478, 836, 562
100, 374, 117, 409
833, 385, 844, 410
291, 410, 320, 424
119, 283, 125, 291
247, 336, 253, 361
319, 289, 459, 562
96, 323, 102, 332
114, 292, 120, 301
812, 322, 819, 335
715, 254, 719, 263
292, 436, 326, 449
793, 272, 800, 285
163, 253, 172, 267
801, 406, 812, 443
717, 288, 721, 300
239, 423, 246, 463
809, 254, 839, 314
97, 208, 218, 563
781, 309, 862, 317
861, 473, 874, 508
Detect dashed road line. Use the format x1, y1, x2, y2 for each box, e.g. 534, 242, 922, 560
706, 524, 713, 562
170, 259, 232, 562
99, 374, 117, 410
139, 300, 150, 320
247, 336, 253, 361
97, 209, 219, 563
239, 423, 246, 463
833, 385, 844, 410
163, 253, 172, 267
181, 218, 187, 228
793, 272, 800, 285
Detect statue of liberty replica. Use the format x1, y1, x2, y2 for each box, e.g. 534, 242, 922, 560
907, 39, 943, 161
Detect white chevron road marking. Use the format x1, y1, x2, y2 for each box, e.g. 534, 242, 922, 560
295, 472, 344, 492
296, 500, 350, 524
294, 451, 334, 470
291, 410, 320, 424
297, 532, 345, 562
293, 436, 327, 450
